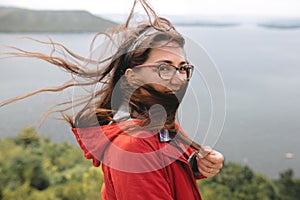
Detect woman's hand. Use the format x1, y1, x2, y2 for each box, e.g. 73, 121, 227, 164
196, 147, 224, 178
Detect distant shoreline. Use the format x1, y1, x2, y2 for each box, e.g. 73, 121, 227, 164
1, 7, 300, 32
174, 22, 240, 27
0, 7, 117, 33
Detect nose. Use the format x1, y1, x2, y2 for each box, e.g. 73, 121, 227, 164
170, 71, 185, 86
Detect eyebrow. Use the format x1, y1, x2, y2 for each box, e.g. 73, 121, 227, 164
155, 59, 189, 66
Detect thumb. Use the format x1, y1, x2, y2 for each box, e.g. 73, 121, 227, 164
197, 146, 212, 158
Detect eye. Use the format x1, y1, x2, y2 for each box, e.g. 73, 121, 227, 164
178, 66, 188, 74
159, 64, 173, 72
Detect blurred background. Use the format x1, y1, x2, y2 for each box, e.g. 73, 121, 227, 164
0, 0, 299, 199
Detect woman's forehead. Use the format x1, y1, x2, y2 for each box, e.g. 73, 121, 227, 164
146, 46, 186, 62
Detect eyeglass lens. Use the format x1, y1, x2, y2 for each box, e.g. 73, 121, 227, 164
158, 64, 193, 80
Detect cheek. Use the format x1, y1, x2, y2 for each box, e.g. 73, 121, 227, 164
136, 69, 161, 84
141, 75, 168, 87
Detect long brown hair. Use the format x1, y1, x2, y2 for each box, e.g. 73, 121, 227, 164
0, 0, 202, 151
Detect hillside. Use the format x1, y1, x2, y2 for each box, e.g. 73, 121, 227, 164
0, 7, 117, 32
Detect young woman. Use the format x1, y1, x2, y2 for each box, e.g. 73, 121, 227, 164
1, 0, 224, 199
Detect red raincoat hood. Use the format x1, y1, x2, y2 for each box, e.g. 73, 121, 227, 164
72, 121, 137, 167
72, 120, 191, 169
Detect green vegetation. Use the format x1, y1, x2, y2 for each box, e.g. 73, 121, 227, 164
0, 127, 299, 199
199, 163, 300, 200
0, 127, 103, 199
0, 7, 117, 32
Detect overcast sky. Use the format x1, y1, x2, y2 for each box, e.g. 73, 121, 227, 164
1, 0, 300, 17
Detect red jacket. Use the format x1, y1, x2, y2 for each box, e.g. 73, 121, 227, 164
72, 120, 203, 200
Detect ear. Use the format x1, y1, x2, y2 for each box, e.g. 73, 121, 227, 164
125, 68, 136, 86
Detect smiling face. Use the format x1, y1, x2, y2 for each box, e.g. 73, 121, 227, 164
126, 43, 188, 93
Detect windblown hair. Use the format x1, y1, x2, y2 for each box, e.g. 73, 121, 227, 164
0, 0, 202, 151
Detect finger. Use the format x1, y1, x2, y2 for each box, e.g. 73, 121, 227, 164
203, 150, 224, 164
197, 153, 223, 170
196, 156, 215, 168
197, 146, 212, 158
196, 157, 215, 173
197, 164, 219, 178
196, 156, 222, 177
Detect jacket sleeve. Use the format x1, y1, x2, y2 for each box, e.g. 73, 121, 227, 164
103, 167, 174, 200
175, 122, 207, 180
188, 151, 207, 179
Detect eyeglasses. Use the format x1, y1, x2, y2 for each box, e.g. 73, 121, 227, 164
133, 63, 194, 81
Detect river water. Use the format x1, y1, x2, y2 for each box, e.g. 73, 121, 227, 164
0, 25, 299, 178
